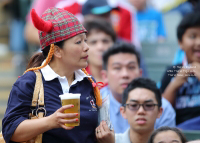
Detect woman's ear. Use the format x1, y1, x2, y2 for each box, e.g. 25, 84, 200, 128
53, 45, 62, 58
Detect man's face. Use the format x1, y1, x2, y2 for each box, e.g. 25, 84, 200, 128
120, 88, 162, 133
102, 53, 142, 96
179, 27, 200, 63
87, 30, 114, 67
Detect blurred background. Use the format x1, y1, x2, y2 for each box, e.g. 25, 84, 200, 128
0, 0, 33, 131
0, 0, 198, 133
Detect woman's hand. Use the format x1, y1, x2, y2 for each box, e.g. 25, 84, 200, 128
48, 104, 78, 130
11, 104, 78, 142
96, 121, 115, 143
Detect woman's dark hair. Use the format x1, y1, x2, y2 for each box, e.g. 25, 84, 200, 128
102, 42, 140, 70
122, 77, 162, 107
148, 126, 187, 143
83, 18, 117, 42
26, 41, 64, 69
177, 12, 200, 42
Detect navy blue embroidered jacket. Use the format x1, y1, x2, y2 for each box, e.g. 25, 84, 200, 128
2, 71, 98, 143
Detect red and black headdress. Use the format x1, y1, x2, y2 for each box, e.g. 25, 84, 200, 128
31, 7, 87, 50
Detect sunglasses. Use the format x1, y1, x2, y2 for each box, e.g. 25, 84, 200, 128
125, 103, 159, 111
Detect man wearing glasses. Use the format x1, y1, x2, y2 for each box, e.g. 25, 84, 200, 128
99, 42, 175, 134
96, 77, 163, 143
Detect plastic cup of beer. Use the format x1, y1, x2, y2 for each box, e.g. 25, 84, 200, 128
59, 93, 81, 127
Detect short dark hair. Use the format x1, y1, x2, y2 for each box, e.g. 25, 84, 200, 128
102, 42, 140, 70
122, 77, 162, 107
177, 12, 200, 41
148, 126, 187, 143
83, 18, 116, 42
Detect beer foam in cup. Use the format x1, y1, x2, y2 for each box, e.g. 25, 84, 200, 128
59, 93, 81, 100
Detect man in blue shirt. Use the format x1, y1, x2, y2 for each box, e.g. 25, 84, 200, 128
97, 77, 163, 143
100, 42, 175, 133
129, 0, 166, 42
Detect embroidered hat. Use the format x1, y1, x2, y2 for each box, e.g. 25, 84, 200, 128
31, 7, 87, 50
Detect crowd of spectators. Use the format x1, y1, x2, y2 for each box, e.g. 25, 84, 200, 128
1, 0, 200, 142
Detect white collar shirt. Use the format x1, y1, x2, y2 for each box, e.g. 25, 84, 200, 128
40, 61, 91, 93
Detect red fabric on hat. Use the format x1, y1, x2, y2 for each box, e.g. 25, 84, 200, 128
31, 9, 53, 33
31, 7, 87, 50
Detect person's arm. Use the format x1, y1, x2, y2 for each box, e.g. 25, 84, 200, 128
24, 22, 40, 45
2, 72, 77, 142
95, 121, 115, 143
162, 78, 184, 105
11, 105, 77, 142
191, 62, 200, 80
163, 67, 192, 105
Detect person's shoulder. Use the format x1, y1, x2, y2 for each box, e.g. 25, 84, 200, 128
115, 128, 131, 143
9, 71, 37, 101
100, 86, 109, 92
115, 132, 125, 143
91, 76, 96, 83
161, 97, 174, 111
115, 132, 123, 138
17, 71, 36, 81
100, 85, 110, 98
161, 97, 176, 120
161, 97, 171, 106
14, 71, 36, 87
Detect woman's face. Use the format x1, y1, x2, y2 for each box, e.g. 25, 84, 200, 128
59, 33, 89, 70
153, 130, 182, 143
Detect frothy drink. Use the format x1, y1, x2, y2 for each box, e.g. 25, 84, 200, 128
59, 93, 81, 126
